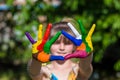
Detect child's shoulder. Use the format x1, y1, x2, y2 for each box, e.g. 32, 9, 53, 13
41, 63, 52, 77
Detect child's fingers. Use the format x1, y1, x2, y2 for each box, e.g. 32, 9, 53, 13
85, 24, 96, 51
78, 20, 86, 36
38, 24, 43, 43
44, 31, 61, 53
87, 24, 96, 38
37, 23, 52, 51
64, 53, 76, 60
36, 51, 64, 62
32, 24, 43, 53
64, 50, 88, 60
50, 55, 64, 61
67, 23, 81, 39
61, 30, 82, 46
37, 51, 50, 62
43, 23, 52, 41
48, 31, 61, 44
25, 32, 36, 44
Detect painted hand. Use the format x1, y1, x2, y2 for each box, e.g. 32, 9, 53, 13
62, 20, 96, 59
25, 23, 64, 62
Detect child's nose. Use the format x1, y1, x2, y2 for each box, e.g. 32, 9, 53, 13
59, 42, 65, 51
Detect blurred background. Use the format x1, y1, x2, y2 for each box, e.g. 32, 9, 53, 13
0, 0, 120, 80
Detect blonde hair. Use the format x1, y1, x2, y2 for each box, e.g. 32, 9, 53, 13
50, 22, 74, 38
61, 17, 81, 34
50, 17, 80, 38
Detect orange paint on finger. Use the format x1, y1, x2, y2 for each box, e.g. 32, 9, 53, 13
37, 51, 50, 62
76, 43, 86, 51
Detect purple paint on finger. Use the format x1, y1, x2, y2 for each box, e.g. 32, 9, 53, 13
25, 32, 36, 44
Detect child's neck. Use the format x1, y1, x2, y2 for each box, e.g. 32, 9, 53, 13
52, 60, 73, 70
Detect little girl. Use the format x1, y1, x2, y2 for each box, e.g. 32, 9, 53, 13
26, 17, 95, 80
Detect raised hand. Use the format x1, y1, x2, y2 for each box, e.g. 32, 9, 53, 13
61, 23, 82, 46
61, 20, 96, 59
25, 23, 64, 62
77, 20, 95, 53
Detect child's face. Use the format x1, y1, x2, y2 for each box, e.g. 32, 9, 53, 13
50, 35, 75, 57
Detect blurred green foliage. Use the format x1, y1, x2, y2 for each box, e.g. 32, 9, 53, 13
0, 0, 120, 80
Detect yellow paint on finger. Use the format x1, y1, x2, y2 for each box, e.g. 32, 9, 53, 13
85, 24, 96, 51
32, 24, 43, 54
87, 24, 96, 37
32, 41, 41, 54
38, 24, 43, 43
